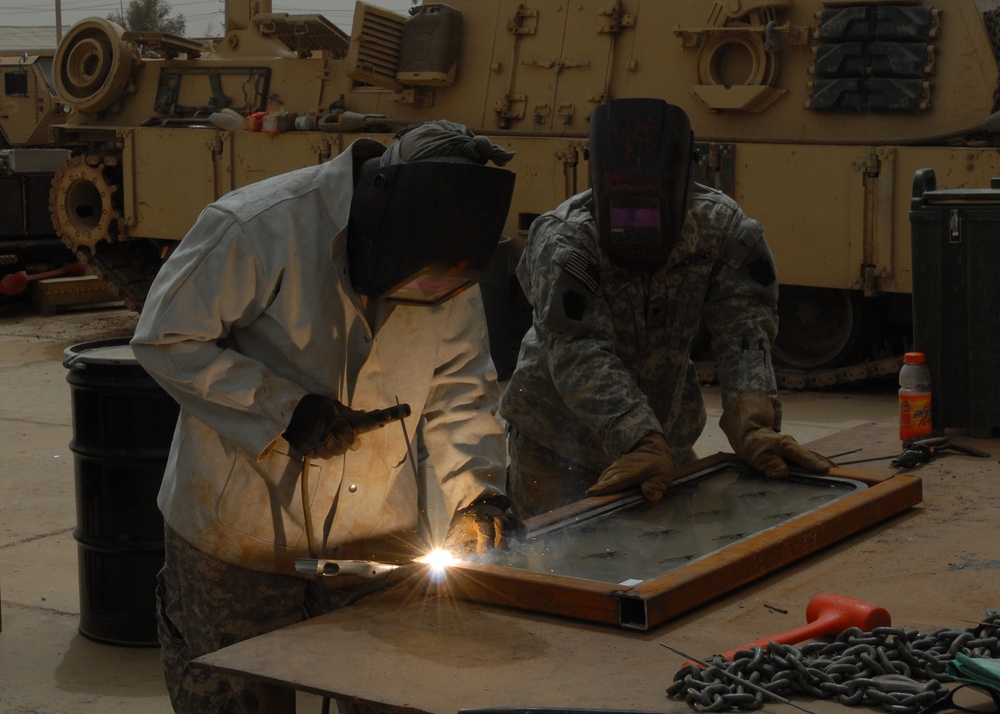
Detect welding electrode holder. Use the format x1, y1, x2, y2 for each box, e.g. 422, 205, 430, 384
349, 403, 412, 434
327, 402, 412, 454
891, 436, 990, 469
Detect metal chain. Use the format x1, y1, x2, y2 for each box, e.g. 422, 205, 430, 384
667, 611, 1000, 713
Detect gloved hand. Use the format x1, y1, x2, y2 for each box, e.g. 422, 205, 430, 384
283, 394, 364, 459
443, 496, 525, 556
720, 392, 836, 478
586, 432, 677, 501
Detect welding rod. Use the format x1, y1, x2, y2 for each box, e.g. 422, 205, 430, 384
824, 447, 862, 460
660, 643, 820, 714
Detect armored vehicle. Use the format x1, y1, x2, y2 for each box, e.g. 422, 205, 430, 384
13, 0, 1000, 384
0, 49, 74, 275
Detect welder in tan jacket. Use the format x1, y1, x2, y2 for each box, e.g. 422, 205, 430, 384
131, 120, 521, 713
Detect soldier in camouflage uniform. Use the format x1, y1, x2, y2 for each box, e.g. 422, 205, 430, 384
499, 99, 833, 520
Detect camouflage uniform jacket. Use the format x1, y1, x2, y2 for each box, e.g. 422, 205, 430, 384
132, 139, 506, 575
498, 185, 779, 471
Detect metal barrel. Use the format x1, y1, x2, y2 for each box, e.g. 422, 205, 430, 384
63, 337, 179, 646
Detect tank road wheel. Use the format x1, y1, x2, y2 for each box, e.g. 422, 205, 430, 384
772, 286, 866, 370
49, 154, 162, 312
50, 155, 122, 252
53, 18, 137, 114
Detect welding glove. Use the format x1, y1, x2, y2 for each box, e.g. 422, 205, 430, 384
586, 431, 677, 501
443, 496, 525, 556
283, 394, 363, 459
720, 392, 835, 478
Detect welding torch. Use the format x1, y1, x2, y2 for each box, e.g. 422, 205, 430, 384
295, 548, 461, 581
295, 558, 401, 579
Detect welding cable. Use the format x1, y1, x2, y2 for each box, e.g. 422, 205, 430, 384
300, 458, 318, 558
397, 396, 433, 544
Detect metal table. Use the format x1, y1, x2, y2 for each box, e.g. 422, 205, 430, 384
193, 423, 999, 714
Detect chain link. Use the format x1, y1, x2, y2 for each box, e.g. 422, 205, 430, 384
667, 611, 1000, 713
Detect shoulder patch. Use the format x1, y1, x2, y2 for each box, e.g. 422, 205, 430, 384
562, 289, 588, 321
561, 249, 601, 294
748, 256, 776, 286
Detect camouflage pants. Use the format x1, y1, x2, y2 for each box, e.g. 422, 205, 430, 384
506, 426, 600, 520
157, 525, 381, 713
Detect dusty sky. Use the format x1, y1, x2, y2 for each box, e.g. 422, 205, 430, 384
0, 0, 419, 37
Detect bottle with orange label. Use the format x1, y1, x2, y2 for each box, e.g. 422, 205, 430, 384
899, 352, 933, 441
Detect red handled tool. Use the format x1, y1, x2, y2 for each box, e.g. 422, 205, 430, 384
717, 593, 891, 660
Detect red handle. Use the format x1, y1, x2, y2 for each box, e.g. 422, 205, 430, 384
719, 612, 843, 659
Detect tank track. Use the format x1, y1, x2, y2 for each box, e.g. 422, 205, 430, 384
697, 355, 903, 390
69, 241, 162, 313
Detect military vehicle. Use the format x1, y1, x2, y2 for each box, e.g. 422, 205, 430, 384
7, 0, 1000, 385
0, 49, 74, 276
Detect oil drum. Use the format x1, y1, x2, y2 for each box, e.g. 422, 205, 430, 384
64, 337, 178, 646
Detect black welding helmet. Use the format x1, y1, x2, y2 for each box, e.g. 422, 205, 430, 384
589, 98, 694, 270
348, 120, 516, 305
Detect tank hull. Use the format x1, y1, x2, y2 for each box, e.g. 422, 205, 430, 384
9, 0, 1000, 377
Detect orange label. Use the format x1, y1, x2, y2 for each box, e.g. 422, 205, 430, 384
899, 393, 933, 441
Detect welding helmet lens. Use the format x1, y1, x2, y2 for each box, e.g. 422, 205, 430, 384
348, 161, 515, 305
589, 98, 694, 269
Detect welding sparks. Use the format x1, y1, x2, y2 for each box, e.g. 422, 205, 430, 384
415, 548, 460, 572
414, 548, 459, 584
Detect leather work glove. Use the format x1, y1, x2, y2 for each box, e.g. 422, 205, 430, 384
443, 496, 525, 556
283, 394, 364, 459
586, 432, 677, 501
720, 392, 836, 478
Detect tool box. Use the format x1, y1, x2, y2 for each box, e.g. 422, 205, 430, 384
909, 169, 1000, 438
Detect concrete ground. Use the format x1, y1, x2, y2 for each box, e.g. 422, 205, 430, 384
0, 304, 917, 712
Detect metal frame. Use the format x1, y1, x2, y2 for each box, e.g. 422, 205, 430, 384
440, 453, 922, 631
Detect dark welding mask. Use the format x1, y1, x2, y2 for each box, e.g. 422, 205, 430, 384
589, 98, 694, 270
348, 158, 515, 305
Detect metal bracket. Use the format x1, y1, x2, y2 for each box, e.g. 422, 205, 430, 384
521, 58, 590, 73
949, 209, 962, 243
507, 6, 538, 35
598, 0, 636, 34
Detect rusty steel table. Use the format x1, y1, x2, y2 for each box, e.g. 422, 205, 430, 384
194, 423, 1000, 714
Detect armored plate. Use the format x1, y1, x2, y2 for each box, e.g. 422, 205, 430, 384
512, 469, 863, 585
442, 454, 922, 630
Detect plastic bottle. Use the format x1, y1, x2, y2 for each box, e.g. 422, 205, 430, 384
899, 352, 933, 441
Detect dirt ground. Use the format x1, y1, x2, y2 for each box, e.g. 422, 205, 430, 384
1, 302, 998, 713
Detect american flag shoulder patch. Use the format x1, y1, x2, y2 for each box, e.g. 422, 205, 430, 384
561, 250, 600, 294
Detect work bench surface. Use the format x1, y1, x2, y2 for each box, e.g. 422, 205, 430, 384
195, 422, 1000, 714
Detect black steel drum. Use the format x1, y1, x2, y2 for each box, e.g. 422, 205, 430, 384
64, 337, 178, 646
